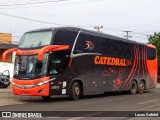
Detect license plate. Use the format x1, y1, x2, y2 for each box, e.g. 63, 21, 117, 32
23, 93, 28, 95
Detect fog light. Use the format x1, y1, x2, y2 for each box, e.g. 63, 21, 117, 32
38, 89, 44, 93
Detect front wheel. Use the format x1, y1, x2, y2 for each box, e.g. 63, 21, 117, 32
139, 81, 145, 94
69, 82, 80, 101
2, 85, 9, 88
130, 81, 137, 95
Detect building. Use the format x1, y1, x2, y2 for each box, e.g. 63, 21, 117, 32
0, 33, 18, 63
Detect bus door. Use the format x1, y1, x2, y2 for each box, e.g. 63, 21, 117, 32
48, 52, 70, 95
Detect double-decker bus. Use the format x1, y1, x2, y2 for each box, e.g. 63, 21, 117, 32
2, 27, 157, 100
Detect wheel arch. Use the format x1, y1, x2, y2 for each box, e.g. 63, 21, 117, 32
68, 78, 84, 96
130, 79, 138, 86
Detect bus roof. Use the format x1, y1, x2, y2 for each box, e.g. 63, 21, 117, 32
26, 27, 147, 46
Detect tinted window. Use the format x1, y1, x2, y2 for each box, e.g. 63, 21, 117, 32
53, 30, 78, 50
74, 34, 84, 54
74, 33, 133, 58
101, 39, 119, 56
101, 38, 133, 58
48, 51, 70, 74
147, 47, 156, 60
74, 33, 102, 54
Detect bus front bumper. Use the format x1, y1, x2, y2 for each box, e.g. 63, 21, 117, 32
12, 83, 49, 96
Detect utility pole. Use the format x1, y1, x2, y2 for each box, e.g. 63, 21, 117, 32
123, 31, 132, 40
94, 26, 103, 32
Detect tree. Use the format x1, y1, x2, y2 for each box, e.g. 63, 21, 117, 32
148, 32, 160, 74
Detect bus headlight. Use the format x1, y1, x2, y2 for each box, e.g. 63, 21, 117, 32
37, 80, 50, 86
37, 78, 56, 86
11, 81, 16, 85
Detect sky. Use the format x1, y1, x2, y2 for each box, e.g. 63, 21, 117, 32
0, 0, 160, 43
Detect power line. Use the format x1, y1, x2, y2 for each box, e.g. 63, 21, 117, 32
0, 12, 156, 40
0, 11, 94, 28
0, 0, 53, 4
0, 0, 102, 9
103, 27, 149, 37
0, 0, 42, 4
0, 11, 70, 26
0, 11, 97, 28
0, 0, 68, 6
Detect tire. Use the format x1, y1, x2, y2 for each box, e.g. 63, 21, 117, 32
69, 82, 80, 101
139, 81, 145, 94
2, 84, 9, 88
130, 81, 137, 95
2, 86, 8, 88
42, 96, 51, 101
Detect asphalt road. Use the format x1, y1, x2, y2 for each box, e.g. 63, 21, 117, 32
0, 87, 160, 120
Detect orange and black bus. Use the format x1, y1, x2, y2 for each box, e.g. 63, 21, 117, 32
2, 27, 157, 100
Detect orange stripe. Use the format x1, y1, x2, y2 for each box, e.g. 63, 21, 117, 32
38, 45, 69, 61
2, 48, 17, 62
142, 46, 144, 77
131, 45, 139, 81
122, 45, 137, 88
143, 47, 148, 76
136, 45, 140, 79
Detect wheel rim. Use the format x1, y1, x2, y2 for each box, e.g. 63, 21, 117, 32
139, 82, 144, 91
74, 86, 80, 96
132, 83, 137, 93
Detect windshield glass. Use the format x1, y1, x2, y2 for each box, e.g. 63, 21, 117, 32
14, 53, 48, 79
19, 31, 52, 48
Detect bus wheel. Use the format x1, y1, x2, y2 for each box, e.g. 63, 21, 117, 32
139, 81, 145, 94
42, 96, 51, 101
130, 81, 137, 95
70, 82, 80, 101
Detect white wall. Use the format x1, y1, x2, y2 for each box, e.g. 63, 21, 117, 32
12, 52, 16, 63
0, 62, 14, 78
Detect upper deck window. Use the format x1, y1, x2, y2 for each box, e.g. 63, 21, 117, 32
19, 31, 52, 48
53, 30, 78, 50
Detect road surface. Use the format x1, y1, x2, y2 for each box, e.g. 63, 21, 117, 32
0, 86, 160, 120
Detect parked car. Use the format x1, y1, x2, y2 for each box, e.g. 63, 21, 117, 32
0, 70, 10, 88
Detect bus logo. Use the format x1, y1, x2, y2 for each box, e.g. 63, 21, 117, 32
85, 41, 94, 50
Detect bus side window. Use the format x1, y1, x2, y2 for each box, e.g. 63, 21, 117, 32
49, 59, 61, 75
74, 34, 85, 54
74, 33, 102, 54
53, 30, 78, 51
147, 47, 156, 60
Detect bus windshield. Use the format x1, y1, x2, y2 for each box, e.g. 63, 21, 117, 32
14, 53, 48, 79
19, 31, 52, 48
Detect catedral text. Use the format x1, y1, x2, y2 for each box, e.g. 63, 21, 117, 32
94, 55, 127, 66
